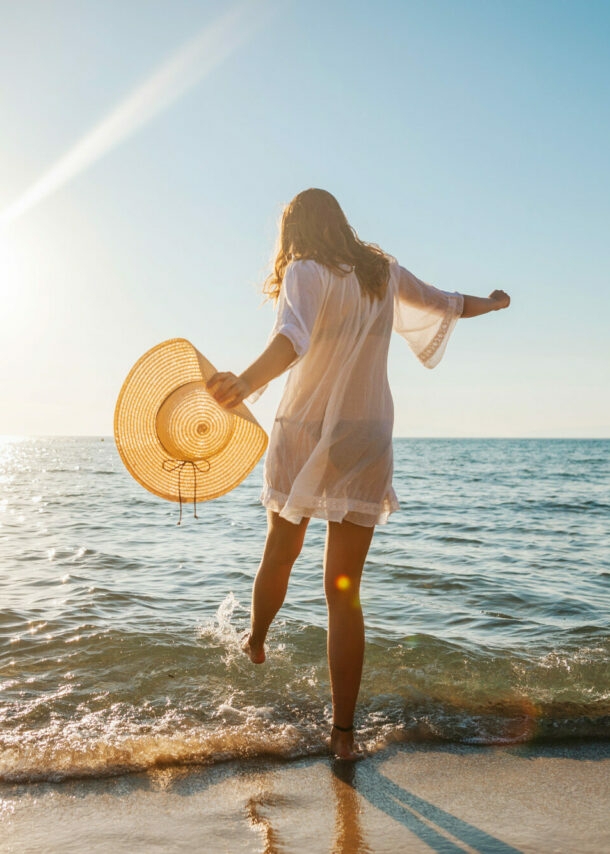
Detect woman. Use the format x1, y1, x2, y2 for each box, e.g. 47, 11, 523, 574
208, 188, 510, 759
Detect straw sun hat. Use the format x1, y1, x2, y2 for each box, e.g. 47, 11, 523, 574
114, 338, 268, 522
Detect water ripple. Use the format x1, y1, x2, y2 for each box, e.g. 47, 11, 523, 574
0, 437, 608, 780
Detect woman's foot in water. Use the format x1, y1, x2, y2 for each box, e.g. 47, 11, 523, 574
330, 725, 363, 761
241, 632, 265, 664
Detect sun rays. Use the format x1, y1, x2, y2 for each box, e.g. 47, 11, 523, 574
0, 1, 268, 228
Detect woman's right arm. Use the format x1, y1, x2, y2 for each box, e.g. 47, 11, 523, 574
393, 264, 510, 368
461, 290, 511, 318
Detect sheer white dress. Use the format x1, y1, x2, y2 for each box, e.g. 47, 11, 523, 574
257, 258, 463, 527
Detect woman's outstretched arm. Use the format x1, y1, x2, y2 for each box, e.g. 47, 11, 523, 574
207, 333, 297, 409
461, 290, 510, 318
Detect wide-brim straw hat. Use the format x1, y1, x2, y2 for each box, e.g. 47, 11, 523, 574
114, 338, 268, 515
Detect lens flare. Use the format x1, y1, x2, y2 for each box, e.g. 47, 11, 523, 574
335, 575, 351, 591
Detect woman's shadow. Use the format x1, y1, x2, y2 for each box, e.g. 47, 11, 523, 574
330, 753, 522, 854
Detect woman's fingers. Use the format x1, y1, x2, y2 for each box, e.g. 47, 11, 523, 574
206, 372, 236, 404
206, 372, 248, 408
489, 289, 510, 309
207, 371, 233, 393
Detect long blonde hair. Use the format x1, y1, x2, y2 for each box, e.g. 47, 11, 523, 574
263, 188, 390, 301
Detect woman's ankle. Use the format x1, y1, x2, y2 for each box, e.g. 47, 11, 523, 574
241, 632, 266, 664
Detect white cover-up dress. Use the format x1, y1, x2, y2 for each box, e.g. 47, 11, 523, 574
259, 258, 463, 527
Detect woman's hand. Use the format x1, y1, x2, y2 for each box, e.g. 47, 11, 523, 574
207, 372, 250, 409
489, 289, 511, 310
207, 335, 297, 409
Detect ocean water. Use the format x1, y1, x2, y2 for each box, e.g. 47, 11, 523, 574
0, 436, 608, 782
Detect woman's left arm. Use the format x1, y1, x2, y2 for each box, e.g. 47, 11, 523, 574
207, 333, 297, 409
461, 290, 511, 318
209, 260, 326, 408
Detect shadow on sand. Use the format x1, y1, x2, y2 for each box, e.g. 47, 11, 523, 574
331, 753, 522, 854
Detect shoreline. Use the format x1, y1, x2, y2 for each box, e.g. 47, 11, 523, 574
3, 740, 609, 853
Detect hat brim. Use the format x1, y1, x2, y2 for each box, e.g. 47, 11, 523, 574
114, 338, 268, 503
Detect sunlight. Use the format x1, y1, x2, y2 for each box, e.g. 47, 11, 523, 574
0, 235, 26, 317
0, 0, 267, 228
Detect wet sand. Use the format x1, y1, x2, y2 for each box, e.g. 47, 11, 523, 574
3, 741, 609, 853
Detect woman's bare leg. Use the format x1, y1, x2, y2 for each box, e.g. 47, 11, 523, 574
243, 510, 309, 663
324, 519, 375, 759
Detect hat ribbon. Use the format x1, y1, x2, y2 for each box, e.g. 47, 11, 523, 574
162, 458, 211, 525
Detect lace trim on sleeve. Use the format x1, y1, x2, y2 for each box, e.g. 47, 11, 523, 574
417, 293, 463, 366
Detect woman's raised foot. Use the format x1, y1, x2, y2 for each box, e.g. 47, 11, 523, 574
241, 632, 265, 664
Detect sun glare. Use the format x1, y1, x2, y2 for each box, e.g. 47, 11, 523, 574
0, 236, 25, 317
0, 0, 269, 228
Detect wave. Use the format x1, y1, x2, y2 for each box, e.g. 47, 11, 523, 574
1, 698, 608, 784
2, 609, 609, 783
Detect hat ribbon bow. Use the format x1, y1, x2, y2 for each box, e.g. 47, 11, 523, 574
162, 458, 211, 525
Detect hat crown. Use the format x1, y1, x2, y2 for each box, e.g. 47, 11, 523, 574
155, 381, 234, 461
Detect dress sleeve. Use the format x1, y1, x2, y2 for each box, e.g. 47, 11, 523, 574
246, 260, 326, 403
393, 262, 463, 369
272, 259, 326, 359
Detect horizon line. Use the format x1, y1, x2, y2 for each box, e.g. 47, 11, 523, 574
2, 434, 609, 441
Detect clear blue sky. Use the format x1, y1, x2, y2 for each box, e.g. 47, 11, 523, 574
1, 0, 609, 437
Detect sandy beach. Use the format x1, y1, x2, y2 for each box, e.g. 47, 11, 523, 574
2, 740, 609, 853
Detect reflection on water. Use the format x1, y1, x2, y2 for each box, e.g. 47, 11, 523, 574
331, 761, 372, 854
247, 791, 285, 854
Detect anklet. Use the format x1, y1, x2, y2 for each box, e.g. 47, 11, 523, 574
332, 723, 354, 733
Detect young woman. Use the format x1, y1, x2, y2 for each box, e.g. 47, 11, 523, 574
207, 188, 510, 759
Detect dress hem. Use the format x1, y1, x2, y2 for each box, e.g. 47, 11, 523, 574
260, 485, 400, 527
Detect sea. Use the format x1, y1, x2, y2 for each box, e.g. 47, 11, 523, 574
1, 437, 608, 783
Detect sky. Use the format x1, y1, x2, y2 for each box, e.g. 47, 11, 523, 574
1, 0, 609, 437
